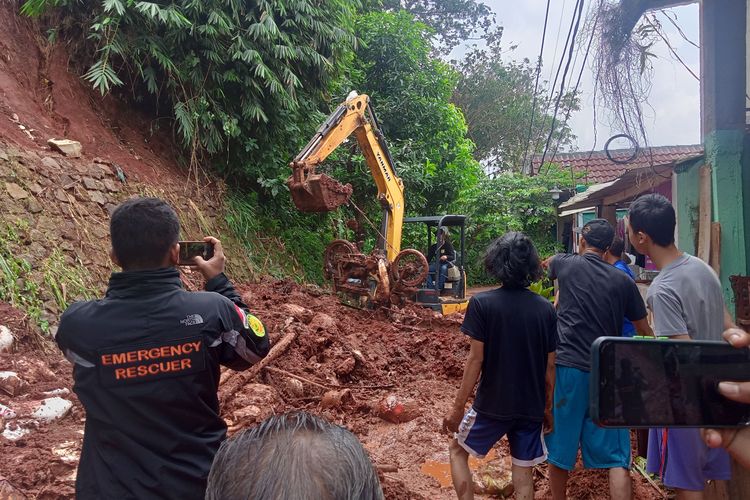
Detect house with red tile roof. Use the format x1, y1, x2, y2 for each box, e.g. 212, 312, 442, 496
534, 145, 705, 279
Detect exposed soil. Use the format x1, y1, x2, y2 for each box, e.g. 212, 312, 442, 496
0, 284, 663, 499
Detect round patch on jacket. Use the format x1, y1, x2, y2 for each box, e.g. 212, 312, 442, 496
246, 313, 266, 337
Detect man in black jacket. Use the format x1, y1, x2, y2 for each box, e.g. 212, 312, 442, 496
56, 197, 270, 500
426, 226, 455, 291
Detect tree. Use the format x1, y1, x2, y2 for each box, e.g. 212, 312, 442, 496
457, 164, 582, 283
23, 0, 359, 188
453, 29, 578, 172
364, 0, 494, 54
338, 10, 481, 218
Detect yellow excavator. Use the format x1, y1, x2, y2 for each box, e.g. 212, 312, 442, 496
287, 91, 468, 314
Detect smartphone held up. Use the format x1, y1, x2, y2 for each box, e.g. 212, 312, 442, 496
591, 337, 750, 428
178, 241, 214, 266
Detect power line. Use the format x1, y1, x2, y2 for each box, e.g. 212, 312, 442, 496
545, 0, 581, 110
529, 0, 582, 173
645, 14, 699, 82
546, 0, 568, 90
537, 0, 585, 174
520, 0, 552, 172
547, 0, 604, 169
659, 9, 699, 49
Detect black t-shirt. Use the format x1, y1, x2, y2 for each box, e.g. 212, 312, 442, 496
549, 252, 647, 371
461, 288, 557, 421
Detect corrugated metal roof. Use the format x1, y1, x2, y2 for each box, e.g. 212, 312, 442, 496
531, 144, 703, 183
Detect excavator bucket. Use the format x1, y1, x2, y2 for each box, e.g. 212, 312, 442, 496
287, 172, 353, 212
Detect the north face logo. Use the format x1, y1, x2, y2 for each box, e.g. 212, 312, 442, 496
180, 314, 204, 326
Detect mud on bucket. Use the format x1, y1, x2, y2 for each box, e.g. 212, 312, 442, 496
287, 173, 353, 212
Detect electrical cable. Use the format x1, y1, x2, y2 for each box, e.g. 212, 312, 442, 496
538, 0, 584, 174
520, 0, 552, 172
645, 15, 699, 82
659, 9, 699, 49
546, 0, 568, 85
528, 0, 582, 174
546, 0, 603, 170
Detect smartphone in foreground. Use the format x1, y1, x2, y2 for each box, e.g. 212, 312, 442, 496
591, 337, 750, 428
178, 241, 214, 266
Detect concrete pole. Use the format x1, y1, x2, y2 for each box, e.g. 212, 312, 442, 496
700, 0, 748, 313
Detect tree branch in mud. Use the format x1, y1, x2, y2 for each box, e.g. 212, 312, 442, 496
219, 317, 298, 405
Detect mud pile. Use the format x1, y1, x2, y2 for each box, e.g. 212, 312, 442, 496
0, 282, 663, 499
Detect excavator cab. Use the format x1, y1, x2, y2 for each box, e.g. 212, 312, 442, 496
405, 215, 469, 315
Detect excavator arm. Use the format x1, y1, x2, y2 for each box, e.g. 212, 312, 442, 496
287, 93, 405, 261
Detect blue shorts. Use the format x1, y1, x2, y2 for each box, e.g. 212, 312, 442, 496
456, 408, 547, 466
545, 365, 631, 470
646, 428, 731, 491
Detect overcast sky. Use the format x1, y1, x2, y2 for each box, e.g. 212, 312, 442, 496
467, 1, 701, 152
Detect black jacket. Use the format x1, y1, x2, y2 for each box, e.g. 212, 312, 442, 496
427, 240, 456, 264
56, 268, 270, 500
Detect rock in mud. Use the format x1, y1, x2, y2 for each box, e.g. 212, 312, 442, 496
32, 397, 73, 423
281, 303, 314, 324
5, 182, 28, 200
0, 372, 24, 397
476, 472, 514, 497
0, 478, 27, 499
0, 403, 16, 420
284, 377, 305, 397
229, 384, 282, 426
334, 356, 356, 376
0, 325, 13, 353
2, 421, 29, 441
375, 395, 421, 424
320, 388, 353, 409
47, 138, 82, 158
309, 312, 338, 333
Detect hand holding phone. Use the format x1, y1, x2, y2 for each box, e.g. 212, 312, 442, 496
178, 241, 215, 266
189, 237, 225, 281
702, 328, 750, 468
591, 337, 750, 428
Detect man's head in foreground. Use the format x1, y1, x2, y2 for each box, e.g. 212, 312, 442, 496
109, 197, 180, 271
627, 193, 676, 256
575, 218, 614, 255
206, 412, 384, 500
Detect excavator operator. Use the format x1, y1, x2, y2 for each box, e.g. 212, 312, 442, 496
426, 226, 455, 291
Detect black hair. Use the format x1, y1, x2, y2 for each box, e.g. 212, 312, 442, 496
628, 193, 676, 247
484, 232, 542, 289
110, 197, 180, 270
206, 412, 383, 500
609, 236, 625, 258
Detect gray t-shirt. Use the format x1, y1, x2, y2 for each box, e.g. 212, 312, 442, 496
646, 254, 725, 340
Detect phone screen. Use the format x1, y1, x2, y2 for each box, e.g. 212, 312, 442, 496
592, 338, 750, 428
178, 241, 214, 266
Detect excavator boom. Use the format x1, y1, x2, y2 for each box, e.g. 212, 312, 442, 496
287, 93, 426, 309
287, 93, 405, 260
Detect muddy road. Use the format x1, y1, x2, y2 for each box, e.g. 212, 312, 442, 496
0, 281, 661, 499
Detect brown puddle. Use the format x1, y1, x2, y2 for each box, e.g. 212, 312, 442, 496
420, 449, 498, 488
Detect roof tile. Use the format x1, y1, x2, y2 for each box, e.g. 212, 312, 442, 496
531, 144, 703, 183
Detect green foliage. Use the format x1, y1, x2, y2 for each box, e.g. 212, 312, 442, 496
42, 249, 93, 312
371, 0, 495, 54
333, 10, 481, 218
225, 190, 342, 283
0, 220, 95, 332
24, 0, 358, 187
529, 279, 554, 302
453, 28, 578, 170
0, 221, 45, 330
457, 164, 584, 284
